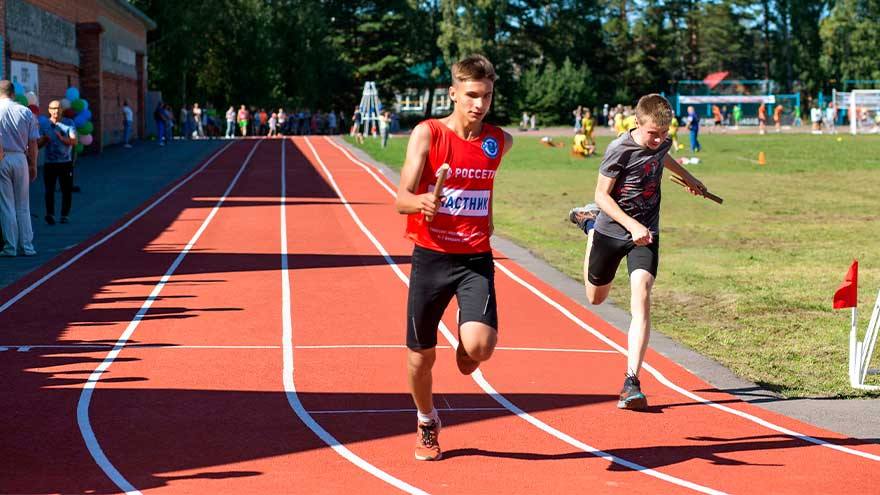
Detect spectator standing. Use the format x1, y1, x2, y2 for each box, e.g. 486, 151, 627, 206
179, 104, 191, 139
825, 102, 837, 134
237, 105, 249, 137
259, 109, 268, 136
37, 99, 77, 225
193, 103, 204, 138
758, 103, 767, 135
278, 108, 287, 135
687, 105, 701, 152
327, 109, 338, 135
810, 103, 823, 134
0, 80, 39, 256
225, 106, 236, 138
122, 100, 134, 148
154, 101, 167, 145
773, 104, 784, 133
268, 112, 278, 137
163, 104, 175, 143
379, 110, 391, 148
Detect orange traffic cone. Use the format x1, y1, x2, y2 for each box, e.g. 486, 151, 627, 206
758, 151, 766, 165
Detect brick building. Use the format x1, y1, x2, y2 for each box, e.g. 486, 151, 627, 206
0, 0, 155, 151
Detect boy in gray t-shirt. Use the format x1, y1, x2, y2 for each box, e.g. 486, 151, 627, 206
568, 94, 708, 410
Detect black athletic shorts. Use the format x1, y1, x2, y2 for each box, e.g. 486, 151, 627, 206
587, 230, 659, 286
406, 245, 498, 350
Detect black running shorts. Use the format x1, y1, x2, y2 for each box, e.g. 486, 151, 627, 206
406, 245, 498, 350
587, 230, 659, 286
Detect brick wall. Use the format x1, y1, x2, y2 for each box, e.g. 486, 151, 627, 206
102, 71, 136, 144
76, 22, 102, 150
22, 0, 147, 40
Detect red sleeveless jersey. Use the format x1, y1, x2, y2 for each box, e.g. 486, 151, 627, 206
405, 119, 504, 254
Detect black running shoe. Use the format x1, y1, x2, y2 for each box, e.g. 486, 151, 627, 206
617, 373, 648, 410
568, 203, 600, 235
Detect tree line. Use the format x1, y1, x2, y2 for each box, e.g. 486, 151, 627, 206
132, 0, 880, 125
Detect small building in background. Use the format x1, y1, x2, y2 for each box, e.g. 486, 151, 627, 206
0, 0, 155, 151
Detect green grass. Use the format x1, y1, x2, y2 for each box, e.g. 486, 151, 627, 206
347, 132, 880, 398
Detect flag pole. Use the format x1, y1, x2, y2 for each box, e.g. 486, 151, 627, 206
850, 306, 858, 386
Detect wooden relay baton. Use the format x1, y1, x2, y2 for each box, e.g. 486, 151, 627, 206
670, 174, 724, 205
425, 163, 450, 222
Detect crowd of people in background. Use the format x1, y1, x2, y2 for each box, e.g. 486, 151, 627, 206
152, 102, 362, 145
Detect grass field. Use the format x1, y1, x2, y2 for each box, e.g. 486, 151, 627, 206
347, 130, 880, 398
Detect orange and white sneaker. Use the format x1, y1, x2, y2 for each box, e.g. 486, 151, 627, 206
414, 420, 442, 461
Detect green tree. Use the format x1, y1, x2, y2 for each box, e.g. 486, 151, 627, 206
514, 58, 596, 124
820, 0, 880, 84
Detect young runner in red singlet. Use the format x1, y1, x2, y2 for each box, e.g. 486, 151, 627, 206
395, 54, 513, 461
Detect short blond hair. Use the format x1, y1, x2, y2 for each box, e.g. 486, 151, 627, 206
635, 94, 673, 127
451, 54, 497, 84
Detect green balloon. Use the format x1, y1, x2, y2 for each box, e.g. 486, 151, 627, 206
71, 99, 86, 112
75, 143, 85, 154
15, 94, 28, 106
77, 122, 94, 135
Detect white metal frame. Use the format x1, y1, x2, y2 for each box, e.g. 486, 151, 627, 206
849, 288, 880, 391
847, 89, 880, 135
358, 81, 382, 137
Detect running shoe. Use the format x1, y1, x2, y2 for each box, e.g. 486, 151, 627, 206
568, 203, 600, 234
414, 419, 442, 461
617, 373, 648, 410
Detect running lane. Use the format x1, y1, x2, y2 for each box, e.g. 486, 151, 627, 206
0, 141, 253, 494
288, 136, 686, 494
79, 138, 402, 493
304, 135, 880, 494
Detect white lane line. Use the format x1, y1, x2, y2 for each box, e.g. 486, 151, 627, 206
295, 344, 614, 354
77, 141, 262, 495
0, 344, 281, 351
280, 139, 428, 495
0, 142, 234, 316
494, 262, 880, 463
0, 343, 614, 354
309, 407, 508, 415
305, 137, 725, 494
326, 135, 880, 463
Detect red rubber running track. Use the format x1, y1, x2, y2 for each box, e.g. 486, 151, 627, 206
1, 137, 877, 494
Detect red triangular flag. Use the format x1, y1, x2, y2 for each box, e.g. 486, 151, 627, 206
703, 71, 729, 89
833, 260, 858, 309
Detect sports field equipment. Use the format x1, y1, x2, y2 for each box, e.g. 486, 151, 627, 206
832, 89, 880, 135
669, 175, 723, 204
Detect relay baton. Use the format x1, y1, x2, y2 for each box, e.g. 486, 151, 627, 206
425, 163, 450, 222
670, 174, 723, 204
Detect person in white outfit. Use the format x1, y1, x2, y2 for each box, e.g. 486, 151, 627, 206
0, 80, 40, 256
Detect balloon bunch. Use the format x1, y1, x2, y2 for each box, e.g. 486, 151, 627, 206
35, 86, 94, 154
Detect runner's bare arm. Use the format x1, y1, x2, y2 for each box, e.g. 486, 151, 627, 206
662, 154, 706, 196
395, 123, 439, 216
594, 174, 653, 246
502, 130, 514, 156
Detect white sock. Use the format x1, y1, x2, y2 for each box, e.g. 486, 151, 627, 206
417, 408, 439, 424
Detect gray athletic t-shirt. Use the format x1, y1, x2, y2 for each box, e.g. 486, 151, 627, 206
594, 130, 672, 240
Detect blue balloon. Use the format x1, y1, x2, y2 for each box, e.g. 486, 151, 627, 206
74, 112, 88, 127
65, 87, 80, 101
79, 108, 92, 122
81, 99, 89, 111
13, 81, 24, 95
